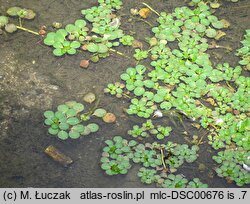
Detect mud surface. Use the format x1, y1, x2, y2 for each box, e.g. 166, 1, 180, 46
0, 0, 249, 187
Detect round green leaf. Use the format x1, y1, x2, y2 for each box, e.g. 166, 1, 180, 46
134, 87, 145, 96
51, 123, 59, 129
87, 43, 99, 53
0, 16, 8, 27
205, 28, 217, 38
101, 163, 110, 170
87, 123, 99, 133
59, 123, 70, 130
75, 19, 86, 28
44, 33, 56, 46
48, 127, 59, 135
93, 108, 107, 117
58, 130, 68, 140
67, 48, 77, 55
120, 73, 130, 81
67, 117, 80, 125
66, 109, 77, 117
44, 119, 53, 126
160, 101, 172, 110
6, 7, 22, 17
72, 124, 85, 133
212, 20, 224, 29
53, 48, 64, 56
65, 24, 76, 33
153, 94, 164, 103
44, 111, 54, 119
196, 24, 206, 33
57, 104, 69, 113
98, 44, 108, 53
70, 41, 81, 49
143, 80, 155, 88
69, 130, 80, 139
73, 103, 84, 112
55, 111, 64, 119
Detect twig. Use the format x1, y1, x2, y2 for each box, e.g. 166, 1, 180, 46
109, 48, 130, 59
160, 148, 167, 171
16, 26, 39, 35
142, 2, 160, 16
197, 134, 205, 146
122, 93, 131, 99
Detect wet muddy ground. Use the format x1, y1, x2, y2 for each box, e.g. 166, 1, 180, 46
0, 0, 249, 187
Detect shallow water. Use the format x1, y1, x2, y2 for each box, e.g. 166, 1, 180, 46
0, 0, 249, 187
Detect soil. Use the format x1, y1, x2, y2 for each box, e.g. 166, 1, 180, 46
0, 0, 249, 187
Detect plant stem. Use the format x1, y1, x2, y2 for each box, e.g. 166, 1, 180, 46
226, 81, 235, 92
131, 16, 153, 27
16, 26, 40, 36
19, 17, 22, 27
142, 2, 160, 16
109, 48, 130, 58
122, 93, 131, 99
197, 135, 204, 146
160, 148, 168, 171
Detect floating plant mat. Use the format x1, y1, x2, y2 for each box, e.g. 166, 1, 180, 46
43, 0, 134, 62
100, 136, 208, 187
44, 99, 116, 140
102, 0, 250, 187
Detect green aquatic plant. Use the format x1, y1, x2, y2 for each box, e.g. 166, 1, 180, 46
170, 144, 199, 163
128, 125, 148, 138
104, 82, 125, 98
0, 16, 8, 28
150, 125, 172, 140
120, 65, 146, 91
43, 0, 127, 59
142, 119, 154, 130
44, 29, 81, 56
120, 35, 135, 46
65, 19, 88, 41
127, 120, 172, 140
98, 0, 123, 10
44, 101, 106, 140
100, 136, 204, 187
92, 108, 107, 118
161, 174, 188, 188
213, 148, 250, 186
187, 178, 208, 188
44, 101, 85, 140
137, 167, 160, 184
87, 43, 109, 54
165, 155, 184, 169
0, 7, 38, 35
126, 98, 157, 118
102, 136, 136, 159
215, 161, 250, 186
133, 144, 162, 168
236, 29, 250, 70
7, 7, 36, 20
101, 155, 131, 175
101, 136, 137, 175
133, 49, 148, 61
